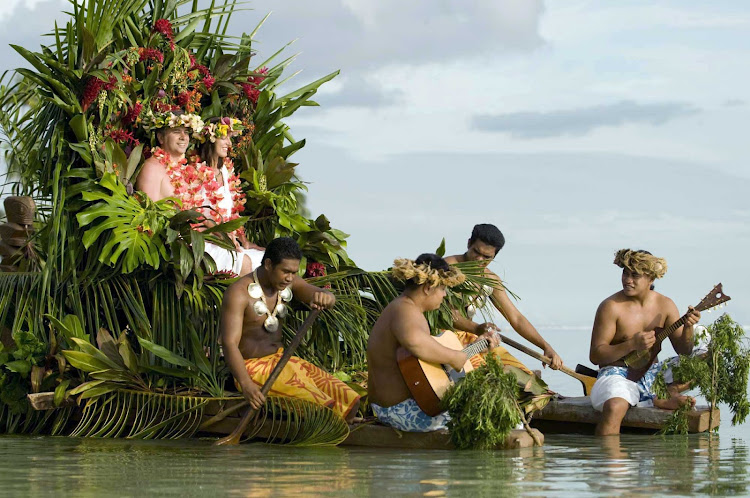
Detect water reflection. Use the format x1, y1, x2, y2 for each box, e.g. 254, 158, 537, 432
0, 433, 748, 496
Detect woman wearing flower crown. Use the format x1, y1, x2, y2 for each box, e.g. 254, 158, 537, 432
193, 117, 265, 276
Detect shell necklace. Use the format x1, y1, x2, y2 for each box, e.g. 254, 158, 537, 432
247, 269, 293, 332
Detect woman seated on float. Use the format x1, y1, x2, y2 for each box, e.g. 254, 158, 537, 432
136, 111, 263, 276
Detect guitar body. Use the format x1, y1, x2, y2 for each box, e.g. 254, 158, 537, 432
624, 328, 663, 381
397, 330, 475, 417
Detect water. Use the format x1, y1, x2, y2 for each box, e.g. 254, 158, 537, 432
0, 329, 747, 496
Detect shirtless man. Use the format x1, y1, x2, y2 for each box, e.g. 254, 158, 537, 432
136, 111, 199, 201
589, 249, 700, 436
367, 254, 499, 432
445, 223, 563, 371
220, 237, 360, 422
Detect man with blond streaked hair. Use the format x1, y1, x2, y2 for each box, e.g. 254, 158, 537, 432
589, 248, 704, 436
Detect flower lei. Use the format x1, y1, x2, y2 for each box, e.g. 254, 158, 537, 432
153, 147, 247, 235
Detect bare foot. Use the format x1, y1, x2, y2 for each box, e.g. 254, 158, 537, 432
653, 394, 696, 410
668, 381, 693, 396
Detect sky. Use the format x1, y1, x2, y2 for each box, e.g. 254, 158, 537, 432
0, 0, 748, 333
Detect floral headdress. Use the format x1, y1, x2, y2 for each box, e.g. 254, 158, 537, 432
391, 258, 466, 288
199, 117, 244, 143
141, 109, 204, 138
613, 249, 667, 279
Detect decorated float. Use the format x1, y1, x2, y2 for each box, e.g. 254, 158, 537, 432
0, 1, 743, 449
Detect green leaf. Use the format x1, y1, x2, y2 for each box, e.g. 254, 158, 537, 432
436, 238, 446, 257
54, 380, 71, 407
62, 350, 115, 373
137, 337, 195, 368
4, 360, 32, 375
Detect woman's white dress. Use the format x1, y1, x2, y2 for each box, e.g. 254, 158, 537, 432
203, 164, 264, 274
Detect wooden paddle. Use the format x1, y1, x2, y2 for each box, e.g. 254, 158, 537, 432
496, 333, 597, 396
214, 309, 321, 446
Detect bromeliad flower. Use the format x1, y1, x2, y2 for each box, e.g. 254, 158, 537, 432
153, 18, 175, 51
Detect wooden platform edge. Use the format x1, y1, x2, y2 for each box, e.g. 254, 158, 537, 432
533, 396, 720, 433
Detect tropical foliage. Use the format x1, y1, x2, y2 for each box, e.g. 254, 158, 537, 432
0, 0, 498, 442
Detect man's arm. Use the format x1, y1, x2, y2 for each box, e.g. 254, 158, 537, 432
667, 299, 700, 355
392, 308, 468, 372
291, 276, 336, 310
219, 283, 265, 410
135, 159, 167, 201
487, 272, 563, 368
589, 300, 654, 366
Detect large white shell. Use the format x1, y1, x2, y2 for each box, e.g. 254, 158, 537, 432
466, 303, 477, 318
280, 287, 293, 302
264, 315, 279, 332
253, 300, 269, 316
482, 284, 494, 296
247, 283, 263, 299
275, 303, 288, 318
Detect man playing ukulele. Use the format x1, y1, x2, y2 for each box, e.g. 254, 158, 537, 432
367, 254, 499, 432
589, 249, 701, 435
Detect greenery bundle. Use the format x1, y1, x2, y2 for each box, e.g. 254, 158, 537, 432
659, 314, 749, 434
441, 354, 522, 450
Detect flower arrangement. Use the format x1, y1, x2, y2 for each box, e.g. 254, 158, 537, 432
199, 117, 244, 143
141, 110, 205, 138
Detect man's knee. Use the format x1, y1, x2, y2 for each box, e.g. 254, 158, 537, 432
602, 397, 630, 419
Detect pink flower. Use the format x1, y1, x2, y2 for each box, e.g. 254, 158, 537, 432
153, 18, 176, 50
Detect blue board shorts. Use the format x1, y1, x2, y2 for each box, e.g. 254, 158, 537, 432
371, 398, 450, 432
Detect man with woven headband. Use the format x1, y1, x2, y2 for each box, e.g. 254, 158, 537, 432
445, 223, 564, 374
589, 248, 703, 435
221, 237, 361, 422
367, 254, 500, 432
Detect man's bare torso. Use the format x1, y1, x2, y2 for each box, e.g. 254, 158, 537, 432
367, 297, 420, 407
601, 290, 671, 365
231, 274, 283, 359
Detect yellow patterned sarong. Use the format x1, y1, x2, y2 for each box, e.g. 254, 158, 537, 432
454, 330, 534, 375
242, 349, 360, 420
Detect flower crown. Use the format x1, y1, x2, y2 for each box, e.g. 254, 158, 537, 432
142, 110, 205, 137
199, 117, 244, 143
613, 249, 667, 279
391, 258, 466, 288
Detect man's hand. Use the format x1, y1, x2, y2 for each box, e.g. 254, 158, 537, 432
241, 381, 265, 410
631, 330, 656, 351
685, 306, 701, 327
476, 322, 500, 335
476, 330, 500, 349
310, 291, 336, 310
543, 345, 563, 370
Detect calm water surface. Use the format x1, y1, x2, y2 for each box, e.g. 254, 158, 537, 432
0, 329, 747, 496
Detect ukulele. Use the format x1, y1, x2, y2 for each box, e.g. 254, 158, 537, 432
622, 283, 730, 381
397, 330, 490, 417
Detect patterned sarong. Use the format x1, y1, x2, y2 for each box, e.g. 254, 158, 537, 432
454, 330, 534, 375
242, 349, 360, 420
372, 398, 450, 432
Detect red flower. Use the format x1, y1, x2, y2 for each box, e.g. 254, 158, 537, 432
240, 83, 260, 104
122, 101, 143, 126
153, 18, 175, 50
202, 75, 215, 91
106, 128, 140, 148
305, 262, 327, 278
138, 47, 164, 64
191, 64, 210, 76
248, 66, 269, 86
81, 77, 104, 111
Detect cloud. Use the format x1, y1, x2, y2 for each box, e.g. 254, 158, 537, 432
724, 99, 746, 107
319, 76, 404, 108
471, 100, 700, 138
225, 0, 546, 73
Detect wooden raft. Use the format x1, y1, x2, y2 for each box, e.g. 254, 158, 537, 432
530, 396, 720, 434
29, 392, 541, 449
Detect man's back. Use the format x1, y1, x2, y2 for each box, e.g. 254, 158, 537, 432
367, 297, 416, 407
